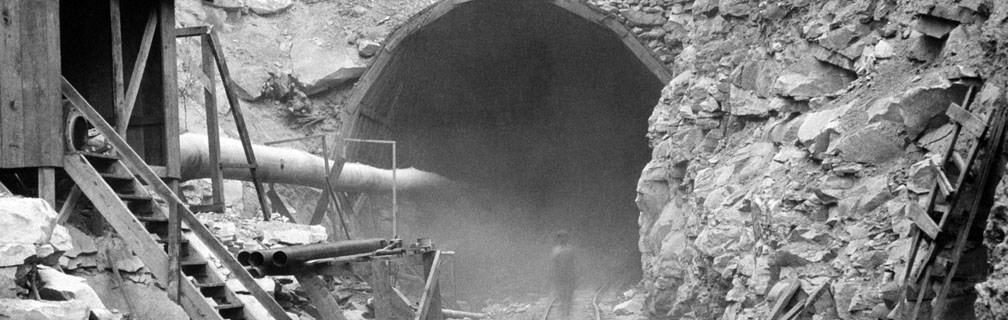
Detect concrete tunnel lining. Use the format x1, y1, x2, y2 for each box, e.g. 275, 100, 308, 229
341, 0, 669, 298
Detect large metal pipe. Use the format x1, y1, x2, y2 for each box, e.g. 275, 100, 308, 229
179, 133, 453, 192
270, 238, 387, 267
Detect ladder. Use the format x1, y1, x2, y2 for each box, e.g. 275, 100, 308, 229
61, 78, 291, 320
898, 86, 1005, 319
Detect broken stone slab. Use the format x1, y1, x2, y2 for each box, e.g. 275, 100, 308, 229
0, 243, 36, 267
729, 85, 778, 117
623, 9, 667, 27
37, 266, 105, 310
0, 299, 93, 320
867, 72, 969, 138
258, 221, 327, 245
907, 156, 940, 193
245, 0, 293, 16
0, 197, 60, 244
290, 37, 367, 96
810, 43, 857, 72
831, 122, 906, 164
773, 62, 855, 100
0, 267, 17, 298
921, 4, 979, 24
914, 15, 960, 38
908, 32, 944, 62
356, 39, 381, 58
797, 101, 853, 146
817, 25, 859, 52
64, 226, 97, 259
613, 295, 644, 315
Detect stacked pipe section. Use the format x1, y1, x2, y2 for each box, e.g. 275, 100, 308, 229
179, 133, 453, 192
238, 238, 388, 277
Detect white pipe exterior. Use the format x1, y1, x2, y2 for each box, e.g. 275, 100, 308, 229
179, 133, 453, 193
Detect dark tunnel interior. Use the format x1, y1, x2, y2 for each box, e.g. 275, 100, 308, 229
351, 0, 664, 301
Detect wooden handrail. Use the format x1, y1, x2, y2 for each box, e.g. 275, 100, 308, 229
61, 77, 292, 320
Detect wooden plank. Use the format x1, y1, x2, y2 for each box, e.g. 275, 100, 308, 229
266, 186, 296, 223
161, 0, 181, 180
175, 26, 209, 38
201, 32, 225, 211
1, 0, 23, 168
906, 201, 940, 239
946, 103, 986, 137
37, 167, 55, 207
769, 280, 800, 320
0, 181, 11, 196
110, 0, 125, 125
39, 0, 59, 167
371, 259, 416, 319
294, 271, 349, 320
61, 77, 292, 320
416, 250, 443, 320
56, 187, 83, 225
118, 10, 157, 135
63, 154, 170, 279
167, 178, 181, 303
206, 30, 272, 221
19, 0, 41, 167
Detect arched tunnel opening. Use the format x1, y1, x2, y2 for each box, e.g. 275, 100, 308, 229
345, 0, 667, 301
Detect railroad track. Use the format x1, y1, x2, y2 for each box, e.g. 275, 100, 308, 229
541, 279, 612, 320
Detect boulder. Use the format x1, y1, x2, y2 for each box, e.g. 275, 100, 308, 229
773, 63, 855, 100
0, 197, 60, 244
831, 122, 905, 164
914, 15, 959, 38
37, 267, 105, 309
797, 102, 852, 146
624, 10, 667, 27
867, 73, 969, 138
874, 40, 895, 59
907, 156, 939, 193
818, 25, 859, 52
290, 37, 367, 95
245, 0, 293, 16
0, 299, 92, 320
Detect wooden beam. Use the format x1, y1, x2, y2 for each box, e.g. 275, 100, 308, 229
167, 178, 181, 302
205, 30, 272, 221
56, 187, 82, 225
1, 0, 24, 168
311, 155, 347, 225
37, 167, 55, 207
370, 259, 417, 319
110, 0, 125, 121
175, 26, 209, 38
906, 202, 940, 239
294, 271, 349, 320
117, 10, 157, 135
201, 34, 225, 208
61, 77, 292, 320
416, 250, 443, 320
0, 181, 11, 196
161, 0, 181, 180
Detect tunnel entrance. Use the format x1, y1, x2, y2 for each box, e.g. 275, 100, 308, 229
343, 0, 668, 301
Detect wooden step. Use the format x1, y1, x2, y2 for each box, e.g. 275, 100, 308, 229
117, 192, 153, 201
216, 302, 246, 320
81, 152, 121, 172
195, 281, 228, 299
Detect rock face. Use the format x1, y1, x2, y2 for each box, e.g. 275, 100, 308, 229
603, 0, 1008, 318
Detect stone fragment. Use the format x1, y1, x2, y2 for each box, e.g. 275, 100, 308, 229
624, 10, 667, 27
246, 0, 293, 15
874, 40, 894, 59
923, 4, 978, 24
356, 39, 381, 58
907, 157, 939, 193
818, 25, 858, 52
810, 43, 857, 72
729, 85, 776, 117
831, 122, 905, 164
291, 37, 367, 95
718, 0, 751, 17
0, 243, 35, 267
914, 15, 959, 38
37, 267, 105, 309
613, 295, 644, 315
909, 32, 944, 62
797, 102, 852, 146
0, 299, 92, 320
773, 62, 855, 100
64, 226, 97, 258
692, 0, 719, 15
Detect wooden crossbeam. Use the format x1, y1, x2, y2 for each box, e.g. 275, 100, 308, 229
175, 26, 209, 38
906, 201, 940, 239
415, 251, 443, 320
118, 10, 158, 135
294, 270, 349, 320
56, 187, 83, 225
61, 77, 292, 320
946, 103, 986, 136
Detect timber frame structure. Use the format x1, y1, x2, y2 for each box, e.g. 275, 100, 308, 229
0, 1, 283, 319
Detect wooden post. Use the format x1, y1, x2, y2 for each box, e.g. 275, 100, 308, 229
109, 0, 125, 127
416, 251, 444, 320
37, 168, 55, 207
205, 30, 272, 221
167, 179, 181, 303
201, 34, 225, 210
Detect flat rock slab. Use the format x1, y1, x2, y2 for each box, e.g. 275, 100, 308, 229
290, 36, 367, 95
37, 267, 106, 310
623, 10, 667, 27
0, 299, 92, 320
246, 0, 293, 15
832, 122, 906, 164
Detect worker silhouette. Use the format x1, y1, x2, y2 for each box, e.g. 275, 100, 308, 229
550, 230, 576, 319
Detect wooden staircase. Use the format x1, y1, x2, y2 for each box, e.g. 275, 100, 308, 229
61, 77, 290, 320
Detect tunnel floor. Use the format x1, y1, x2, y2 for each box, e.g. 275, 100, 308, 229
349, 0, 665, 300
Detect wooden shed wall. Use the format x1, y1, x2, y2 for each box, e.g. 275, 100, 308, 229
0, 0, 62, 168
